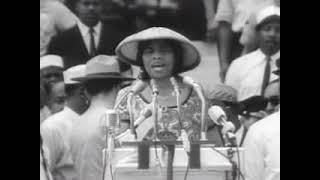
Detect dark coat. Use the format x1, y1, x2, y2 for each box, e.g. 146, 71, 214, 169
48, 22, 132, 70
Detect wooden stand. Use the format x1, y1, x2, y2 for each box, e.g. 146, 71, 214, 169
109, 143, 244, 180
120, 140, 224, 180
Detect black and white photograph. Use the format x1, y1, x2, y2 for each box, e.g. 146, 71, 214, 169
40, 0, 280, 180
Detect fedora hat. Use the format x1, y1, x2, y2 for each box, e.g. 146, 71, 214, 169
115, 27, 201, 73
72, 55, 135, 82
63, 64, 86, 84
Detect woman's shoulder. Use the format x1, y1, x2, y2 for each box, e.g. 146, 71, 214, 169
115, 83, 143, 109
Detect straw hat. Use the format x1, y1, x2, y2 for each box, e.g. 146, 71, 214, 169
63, 64, 86, 84
115, 27, 201, 73
256, 5, 280, 30
72, 55, 135, 82
40, 55, 64, 69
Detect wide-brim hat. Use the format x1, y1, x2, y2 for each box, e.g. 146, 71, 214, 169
72, 55, 135, 82
115, 27, 201, 73
63, 64, 86, 84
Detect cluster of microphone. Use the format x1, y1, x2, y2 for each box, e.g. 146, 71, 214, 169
105, 76, 243, 147
99, 77, 273, 180
103, 76, 269, 151
104, 76, 268, 161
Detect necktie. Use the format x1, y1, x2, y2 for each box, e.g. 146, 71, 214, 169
261, 56, 271, 95
89, 27, 97, 57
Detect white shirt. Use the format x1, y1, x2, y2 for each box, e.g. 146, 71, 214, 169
40, 107, 80, 180
40, 106, 52, 124
70, 105, 108, 180
215, 0, 278, 32
243, 110, 280, 180
77, 20, 102, 54
40, 145, 53, 180
225, 49, 280, 101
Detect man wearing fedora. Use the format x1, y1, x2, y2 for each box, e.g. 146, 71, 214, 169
69, 55, 134, 180
225, 5, 280, 101
41, 64, 89, 180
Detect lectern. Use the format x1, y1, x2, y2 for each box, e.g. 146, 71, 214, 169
106, 140, 244, 180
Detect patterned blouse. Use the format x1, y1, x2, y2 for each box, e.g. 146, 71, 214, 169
115, 85, 223, 145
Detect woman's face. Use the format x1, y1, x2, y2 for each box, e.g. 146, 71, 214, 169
142, 40, 175, 80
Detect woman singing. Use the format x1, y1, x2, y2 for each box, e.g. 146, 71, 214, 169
115, 27, 223, 145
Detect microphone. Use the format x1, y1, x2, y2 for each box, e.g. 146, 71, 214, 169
170, 77, 183, 133
127, 80, 148, 135
150, 79, 159, 140
101, 109, 119, 179
181, 129, 190, 153
170, 77, 190, 156
100, 109, 119, 134
208, 106, 227, 126
208, 106, 236, 146
170, 77, 180, 94
150, 79, 159, 95
129, 80, 148, 95
133, 106, 154, 140
182, 76, 207, 140
134, 107, 152, 127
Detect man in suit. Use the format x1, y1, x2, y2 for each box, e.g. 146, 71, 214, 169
48, 0, 132, 70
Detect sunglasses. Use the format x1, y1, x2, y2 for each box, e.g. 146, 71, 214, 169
265, 96, 280, 106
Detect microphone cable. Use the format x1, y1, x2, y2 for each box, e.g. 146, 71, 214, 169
236, 144, 242, 180
183, 152, 191, 180
210, 146, 245, 180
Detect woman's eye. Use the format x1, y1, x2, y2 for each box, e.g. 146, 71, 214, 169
143, 47, 153, 54
160, 49, 172, 53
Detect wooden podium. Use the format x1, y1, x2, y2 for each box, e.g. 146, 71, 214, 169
108, 140, 244, 180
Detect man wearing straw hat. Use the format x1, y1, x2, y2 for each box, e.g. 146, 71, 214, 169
69, 55, 134, 180
41, 64, 88, 180
40, 55, 64, 85
225, 5, 280, 101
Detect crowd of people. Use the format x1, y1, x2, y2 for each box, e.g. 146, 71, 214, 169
40, 0, 280, 180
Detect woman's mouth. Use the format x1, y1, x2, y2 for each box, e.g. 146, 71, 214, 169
151, 64, 166, 71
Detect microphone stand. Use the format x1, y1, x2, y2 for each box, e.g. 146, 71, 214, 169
102, 111, 118, 180
182, 77, 207, 140
194, 84, 207, 141
170, 77, 183, 135
127, 93, 136, 136
102, 128, 114, 180
150, 79, 159, 140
